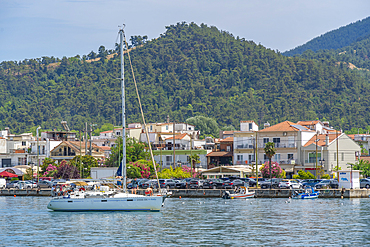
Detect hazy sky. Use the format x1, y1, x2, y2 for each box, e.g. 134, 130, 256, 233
0, 0, 369, 62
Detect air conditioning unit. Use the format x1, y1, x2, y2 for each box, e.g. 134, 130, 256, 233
283, 132, 287, 136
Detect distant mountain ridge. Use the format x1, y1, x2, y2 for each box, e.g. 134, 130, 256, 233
1, 22, 370, 136
283, 16, 370, 56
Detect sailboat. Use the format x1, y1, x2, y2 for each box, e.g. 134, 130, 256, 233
47, 25, 166, 212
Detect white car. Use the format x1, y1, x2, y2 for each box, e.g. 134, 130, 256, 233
15, 181, 38, 189
278, 179, 302, 189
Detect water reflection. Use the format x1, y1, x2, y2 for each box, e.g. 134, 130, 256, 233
0, 197, 369, 246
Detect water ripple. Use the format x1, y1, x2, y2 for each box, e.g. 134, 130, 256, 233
0, 197, 369, 246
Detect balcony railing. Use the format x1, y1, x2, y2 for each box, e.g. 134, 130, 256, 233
258, 142, 296, 149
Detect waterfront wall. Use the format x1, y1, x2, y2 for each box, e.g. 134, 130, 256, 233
2, 188, 370, 198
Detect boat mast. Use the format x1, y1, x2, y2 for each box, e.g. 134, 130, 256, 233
119, 25, 127, 193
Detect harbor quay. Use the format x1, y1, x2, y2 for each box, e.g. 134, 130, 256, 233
2, 188, 370, 198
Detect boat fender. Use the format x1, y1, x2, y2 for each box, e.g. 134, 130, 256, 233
79, 187, 85, 191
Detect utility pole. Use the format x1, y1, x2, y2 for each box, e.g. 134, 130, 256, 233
315, 132, 318, 178
79, 130, 83, 178
255, 131, 258, 187
173, 121, 175, 169
36, 126, 41, 184
85, 122, 88, 156
336, 130, 339, 182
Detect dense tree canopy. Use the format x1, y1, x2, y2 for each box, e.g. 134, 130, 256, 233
1, 22, 370, 135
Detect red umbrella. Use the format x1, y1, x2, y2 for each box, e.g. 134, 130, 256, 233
0, 171, 18, 178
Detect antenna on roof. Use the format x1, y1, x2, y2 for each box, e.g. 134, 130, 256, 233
61, 121, 70, 131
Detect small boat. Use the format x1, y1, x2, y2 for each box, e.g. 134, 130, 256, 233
222, 186, 255, 199
292, 187, 320, 199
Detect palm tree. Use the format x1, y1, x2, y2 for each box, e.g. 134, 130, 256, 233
264, 142, 276, 188
189, 154, 200, 177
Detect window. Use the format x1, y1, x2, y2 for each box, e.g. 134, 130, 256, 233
249, 123, 252, 130
237, 155, 243, 161
226, 146, 231, 152
263, 138, 269, 144
22, 141, 26, 146
342, 152, 344, 161
273, 138, 280, 143
117, 132, 121, 136
334, 152, 336, 161
309, 152, 321, 163
166, 125, 169, 131
150, 125, 153, 131
288, 154, 293, 160
273, 154, 281, 163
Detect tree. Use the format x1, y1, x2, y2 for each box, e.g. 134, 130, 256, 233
260, 161, 284, 178
293, 170, 316, 179
104, 137, 150, 167
54, 160, 80, 179
264, 142, 276, 184
188, 154, 200, 177
352, 159, 370, 178
70, 155, 99, 179
186, 116, 220, 137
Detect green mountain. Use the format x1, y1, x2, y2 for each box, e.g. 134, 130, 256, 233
1, 22, 370, 135
283, 16, 370, 56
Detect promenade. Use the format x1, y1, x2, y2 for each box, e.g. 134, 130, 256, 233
2, 188, 370, 198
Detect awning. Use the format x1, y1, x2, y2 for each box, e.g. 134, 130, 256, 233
201, 165, 253, 177
0, 171, 18, 178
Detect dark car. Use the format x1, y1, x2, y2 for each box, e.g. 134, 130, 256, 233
260, 178, 284, 189
175, 179, 188, 189
315, 179, 339, 189
231, 179, 249, 188
189, 179, 205, 189
37, 180, 53, 188
137, 179, 150, 189
159, 179, 176, 189
360, 178, 370, 189
239, 178, 257, 187
301, 179, 322, 188
203, 179, 224, 189
222, 180, 237, 189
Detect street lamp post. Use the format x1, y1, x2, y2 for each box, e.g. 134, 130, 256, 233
36, 126, 41, 184
319, 158, 325, 179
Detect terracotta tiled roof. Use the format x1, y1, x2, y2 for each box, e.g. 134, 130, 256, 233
304, 133, 340, 147
14, 150, 25, 153
240, 120, 257, 124
297, 120, 321, 126
259, 121, 309, 132
206, 151, 233, 157
165, 133, 189, 140
222, 131, 234, 135
100, 130, 113, 134
348, 134, 355, 140
98, 146, 111, 151
220, 137, 234, 142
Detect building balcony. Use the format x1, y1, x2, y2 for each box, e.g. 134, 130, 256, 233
258, 142, 297, 149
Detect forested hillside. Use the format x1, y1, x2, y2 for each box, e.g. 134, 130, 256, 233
1, 22, 370, 135
284, 16, 370, 56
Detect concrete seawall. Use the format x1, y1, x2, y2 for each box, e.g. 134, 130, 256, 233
2, 188, 370, 198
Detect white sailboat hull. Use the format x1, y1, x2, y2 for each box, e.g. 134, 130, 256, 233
47, 194, 164, 212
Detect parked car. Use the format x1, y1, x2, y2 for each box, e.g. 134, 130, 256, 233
0, 178, 6, 189
15, 181, 37, 189
6, 180, 20, 189
222, 180, 239, 189
239, 178, 257, 187
175, 179, 188, 189
301, 179, 322, 188
140, 180, 159, 189
260, 178, 284, 189
159, 179, 176, 189
137, 179, 150, 189
203, 179, 224, 189
315, 179, 339, 189
278, 179, 302, 189
360, 178, 370, 189
37, 180, 53, 188
189, 179, 206, 189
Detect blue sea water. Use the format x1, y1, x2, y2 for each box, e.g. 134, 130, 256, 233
0, 196, 369, 246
